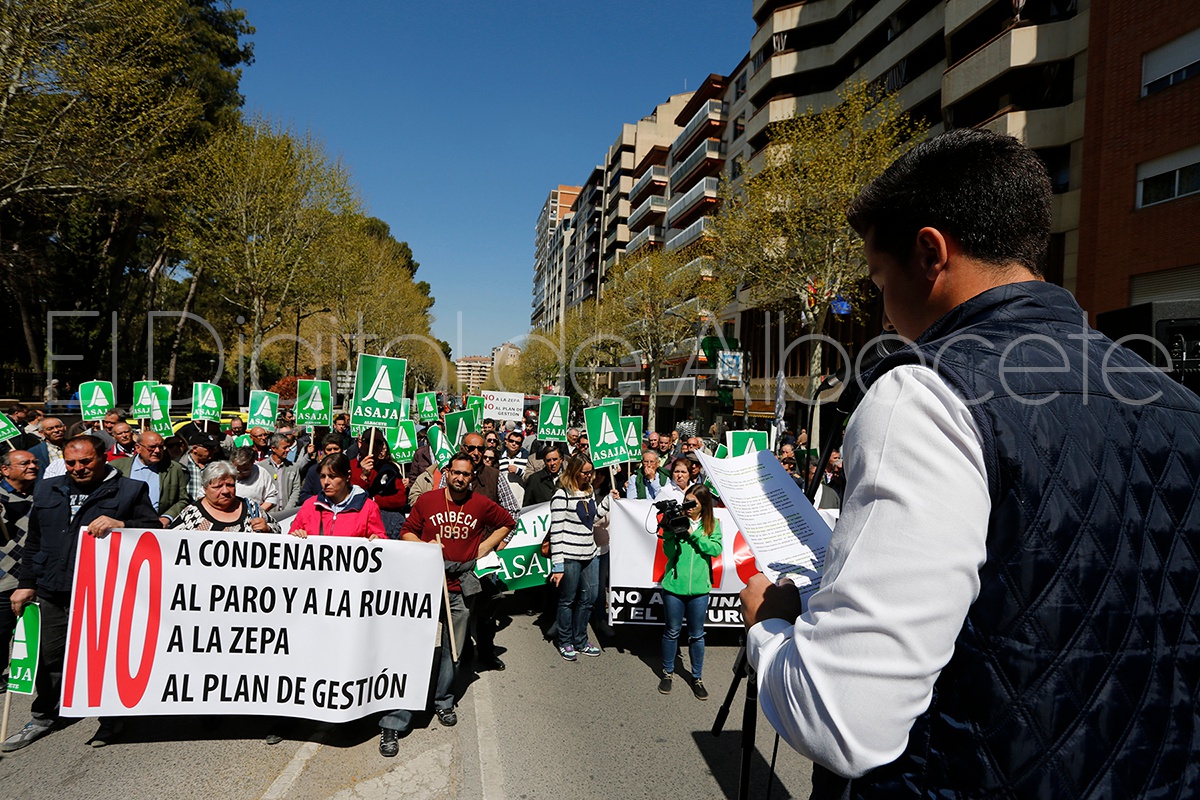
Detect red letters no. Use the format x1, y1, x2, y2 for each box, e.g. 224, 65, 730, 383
116, 533, 162, 707
64, 532, 122, 707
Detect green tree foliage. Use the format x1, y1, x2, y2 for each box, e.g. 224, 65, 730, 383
709, 80, 925, 385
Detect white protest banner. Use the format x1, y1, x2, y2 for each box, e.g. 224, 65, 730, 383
607, 500, 755, 628
475, 502, 552, 591
481, 390, 523, 422
59, 528, 443, 722
697, 450, 835, 609
80, 381, 116, 422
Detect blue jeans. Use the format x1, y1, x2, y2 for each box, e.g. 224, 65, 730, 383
380, 590, 471, 731
556, 558, 598, 649
661, 592, 708, 680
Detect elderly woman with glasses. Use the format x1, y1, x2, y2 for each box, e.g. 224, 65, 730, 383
171, 461, 279, 533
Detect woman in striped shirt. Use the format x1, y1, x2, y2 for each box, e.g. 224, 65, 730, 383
548, 455, 611, 661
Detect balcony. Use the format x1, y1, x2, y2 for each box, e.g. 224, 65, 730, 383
665, 216, 713, 253
670, 139, 726, 190
667, 177, 720, 228
628, 195, 668, 232
626, 226, 666, 257
672, 100, 729, 160
629, 165, 669, 206
617, 380, 646, 394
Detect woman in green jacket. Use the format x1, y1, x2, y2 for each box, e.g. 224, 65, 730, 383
658, 483, 723, 699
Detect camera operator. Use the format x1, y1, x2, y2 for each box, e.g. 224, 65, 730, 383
739, 129, 1200, 797
656, 484, 721, 700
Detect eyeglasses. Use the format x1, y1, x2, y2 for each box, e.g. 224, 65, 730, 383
448, 469, 473, 477
140, 444, 167, 451
580, 469, 593, 476
463, 444, 483, 452
482, 456, 496, 463
507, 437, 522, 443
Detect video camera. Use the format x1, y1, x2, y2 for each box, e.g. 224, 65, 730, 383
653, 498, 697, 537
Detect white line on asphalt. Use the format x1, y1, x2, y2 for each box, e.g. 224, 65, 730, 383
475, 674, 506, 800
260, 741, 322, 800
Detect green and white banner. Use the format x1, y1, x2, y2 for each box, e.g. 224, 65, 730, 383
247, 390, 279, 428
584, 404, 628, 468
415, 392, 439, 422
620, 416, 643, 463
351, 354, 407, 430
601, 397, 623, 409
0, 413, 22, 443
714, 443, 729, 459
474, 503, 551, 591
466, 395, 485, 426
728, 430, 769, 457
295, 380, 332, 427
191, 382, 223, 423
233, 434, 253, 448
387, 421, 419, 465
428, 426, 454, 468
132, 380, 159, 420
443, 410, 474, 451
537, 395, 569, 442
149, 385, 173, 437
80, 381, 115, 422
6, 602, 40, 694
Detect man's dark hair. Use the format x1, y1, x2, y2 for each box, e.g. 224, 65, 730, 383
540, 443, 564, 460
333, 413, 350, 424
321, 432, 344, 450
847, 128, 1052, 276
448, 452, 475, 473
7, 403, 27, 416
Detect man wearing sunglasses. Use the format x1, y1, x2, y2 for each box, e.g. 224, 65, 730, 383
111, 430, 189, 527
497, 430, 530, 507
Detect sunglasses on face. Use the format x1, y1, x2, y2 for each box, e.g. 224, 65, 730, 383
463, 444, 483, 452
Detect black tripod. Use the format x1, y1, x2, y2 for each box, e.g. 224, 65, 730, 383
711, 644, 765, 800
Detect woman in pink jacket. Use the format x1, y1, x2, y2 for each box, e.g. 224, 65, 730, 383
288, 453, 385, 540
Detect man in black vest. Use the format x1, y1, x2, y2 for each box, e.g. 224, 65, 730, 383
741, 129, 1200, 798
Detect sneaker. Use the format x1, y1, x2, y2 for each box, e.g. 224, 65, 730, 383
692, 679, 709, 701
578, 642, 601, 657
378, 728, 399, 757
658, 674, 673, 695
558, 644, 577, 662
1, 720, 53, 752
90, 719, 124, 748
435, 708, 457, 727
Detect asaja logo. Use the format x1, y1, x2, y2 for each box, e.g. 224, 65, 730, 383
197, 386, 218, 409
256, 395, 274, 418
303, 385, 324, 412
544, 401, 564, 427
89, 384, 110, 407
597, 413, 618, 446
362, 366, 394, 404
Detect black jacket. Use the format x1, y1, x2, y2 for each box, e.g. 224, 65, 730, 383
522, 468, 560, 508
20, 467, 159, 595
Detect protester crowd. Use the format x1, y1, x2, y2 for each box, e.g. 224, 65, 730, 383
0, 398, 835, 759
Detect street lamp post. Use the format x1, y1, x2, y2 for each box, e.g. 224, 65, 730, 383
294, 304, 332, 376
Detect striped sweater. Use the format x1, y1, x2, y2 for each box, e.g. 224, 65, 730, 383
548, 488, 610, 571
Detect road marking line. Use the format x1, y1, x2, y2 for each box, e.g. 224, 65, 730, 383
261, 740, 322, 800
475, 674, 506, 800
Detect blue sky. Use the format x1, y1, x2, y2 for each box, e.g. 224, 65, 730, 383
238, 1, 753, 359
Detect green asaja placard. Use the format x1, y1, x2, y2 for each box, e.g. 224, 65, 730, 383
7, 603, 40, 694
620, 415, 643, 463
149, 385, 173, 437
428, 426, 454, 468
131, 380, 158, 420
444, 410, 474, 451
233, 434, 253, 448
247, 390, 279, 428
295, 380, 332, 427
416, 391, 439, 422
584, 404, 628, 468
387, 421, 418, 465
0, 413, 21, 444
466, 395, 485, 423
601, 397, 623, 409
191, 382, 223, 423
351, 354, 407, 430
537, 395, 569, 442
728, 430, 769, 456
80, 381, 115, 422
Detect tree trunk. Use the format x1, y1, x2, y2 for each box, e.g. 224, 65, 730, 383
806, 307, 830, 452
647, 362, 659, 437
166, 263, 204, 384
16, 293, 41, 379
250, 297, 264, 389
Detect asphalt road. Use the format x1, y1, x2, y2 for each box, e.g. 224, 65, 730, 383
0, 595, 814, 799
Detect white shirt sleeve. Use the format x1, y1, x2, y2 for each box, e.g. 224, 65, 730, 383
747, 365, 990, 778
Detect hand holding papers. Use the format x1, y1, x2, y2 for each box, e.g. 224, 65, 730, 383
697, 450, 833, 607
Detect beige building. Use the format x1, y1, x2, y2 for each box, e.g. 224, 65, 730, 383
532, 185, 580, 330
456, 356, 491, 394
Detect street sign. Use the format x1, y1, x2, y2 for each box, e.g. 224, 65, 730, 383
416, 392, 439, 422
80, 381, 115, 421
351, 354, 407, 430
584, 404, 628, 468
620, 416, 643, 463
148, 385, 173, 437
295, 380, 332, 427
131, 380, 158, 420
191, 382, 223, 423
7, 603, 40, 694
717, 350, 744, 384
537, 395, 569, 442
247, 390, 279, 428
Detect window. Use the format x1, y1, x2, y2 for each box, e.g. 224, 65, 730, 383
733, 112, 746, 140
1143, 27, 1200, 96
1137, 144, 1200, 208
734, 73, 747, 99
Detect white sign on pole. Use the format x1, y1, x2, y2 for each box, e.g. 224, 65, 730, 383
60, 528, 443, 722
481, 390, 524, 422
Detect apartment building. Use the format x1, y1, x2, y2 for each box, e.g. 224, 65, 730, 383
531, 185, 580, 330
456, 356, 491, 394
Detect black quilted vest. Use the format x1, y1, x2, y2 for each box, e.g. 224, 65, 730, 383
817, 281, 1200, 799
